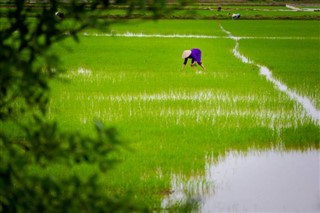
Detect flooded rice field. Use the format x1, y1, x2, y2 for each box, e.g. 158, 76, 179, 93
220, 25, 320, 125
163, 149, 320, 212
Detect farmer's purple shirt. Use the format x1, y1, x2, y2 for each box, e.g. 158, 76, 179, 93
183, 48, 202, 65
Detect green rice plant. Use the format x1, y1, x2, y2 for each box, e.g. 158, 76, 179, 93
219, 20, 319, 108
170, 8, 320, 19
45, 21, 319, 207
106, 19, 225, 36
238, 39, 320, 108
1, 3, 319, 21
220, 20, 320, 38
91, 5, 320, 20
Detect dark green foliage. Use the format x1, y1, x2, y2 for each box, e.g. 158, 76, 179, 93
0, 116, 144, 212
0, 0, 189, 212
281, 125, 320, 149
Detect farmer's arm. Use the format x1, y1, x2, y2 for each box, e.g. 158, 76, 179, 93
181, 58, 188, 70
190, 61, 197, 71
196, 61, 206, 71
195, 60, 206, 71
200, 64, 206, 71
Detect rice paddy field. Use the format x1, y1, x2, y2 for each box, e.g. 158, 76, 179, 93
1, 3, 319, 211
1, 2, 320, 19
44, 18, 320, 210
90, 6, 320, 20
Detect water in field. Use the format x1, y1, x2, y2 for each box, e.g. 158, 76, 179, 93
162, 149, 320, 212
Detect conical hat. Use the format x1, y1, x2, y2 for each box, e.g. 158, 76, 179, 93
182, 50, 192, 59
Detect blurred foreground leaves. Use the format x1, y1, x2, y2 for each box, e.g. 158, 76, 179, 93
0, 0, 191, 212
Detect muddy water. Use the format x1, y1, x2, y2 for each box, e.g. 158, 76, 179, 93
162, 150, 320, 212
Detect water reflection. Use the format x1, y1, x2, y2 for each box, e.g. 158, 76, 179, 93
162, 150, 320, 212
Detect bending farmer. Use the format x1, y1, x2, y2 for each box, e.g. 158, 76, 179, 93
181, 48, 206, 72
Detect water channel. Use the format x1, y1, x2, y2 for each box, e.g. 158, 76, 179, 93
162, 149, 320, 212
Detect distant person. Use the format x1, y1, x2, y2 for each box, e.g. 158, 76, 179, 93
230, 13, 240, 19
181, 48, 206, 72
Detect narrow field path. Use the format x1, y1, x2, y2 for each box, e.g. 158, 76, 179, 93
82, 32, 319, 40
219, 25, 320, 125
